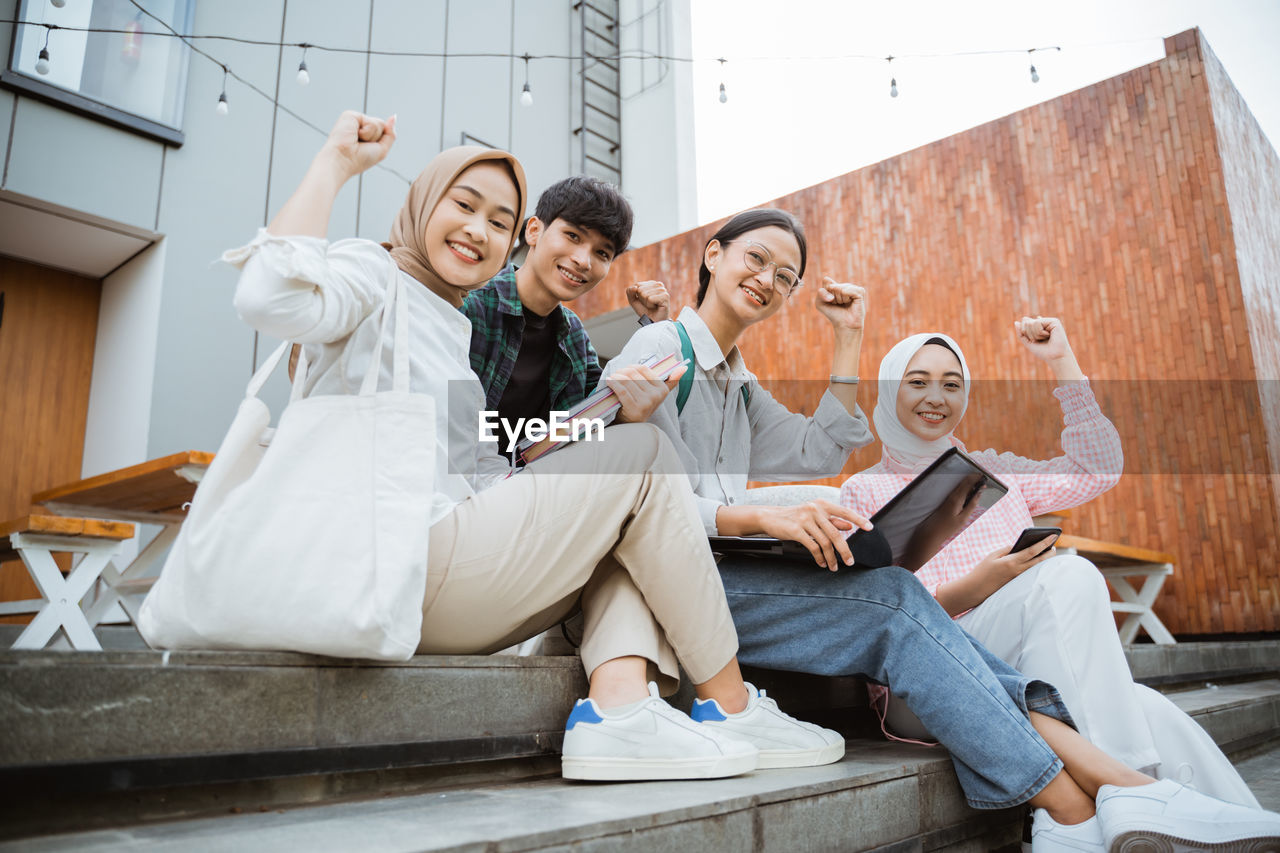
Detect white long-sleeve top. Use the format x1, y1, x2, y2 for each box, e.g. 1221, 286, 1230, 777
225, 229, 512, 527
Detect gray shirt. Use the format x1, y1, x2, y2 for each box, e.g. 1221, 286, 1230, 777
600, 307, 873, 534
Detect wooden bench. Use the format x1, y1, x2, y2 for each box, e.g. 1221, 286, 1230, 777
0, 514, 136, 650
30, 451, 212, 632
1035, 509, 1177, 645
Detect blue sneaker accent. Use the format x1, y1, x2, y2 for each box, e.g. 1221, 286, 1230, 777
565, 699, 604, 731
690, 698, 727, 722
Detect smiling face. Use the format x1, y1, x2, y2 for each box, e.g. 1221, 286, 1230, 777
895, 343, 967, 442
422, 161, 520, 292
519, 217, 615, 312
702, 225, 801, 326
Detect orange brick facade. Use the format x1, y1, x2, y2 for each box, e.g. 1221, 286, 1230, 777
574, 29, 1280, 636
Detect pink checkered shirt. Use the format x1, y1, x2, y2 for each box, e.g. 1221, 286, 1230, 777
839, 380, 1123, 600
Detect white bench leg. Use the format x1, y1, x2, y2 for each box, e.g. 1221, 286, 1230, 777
82, 524, 177, 630
1106, 569, 1177, 645
10, 534, 124, 651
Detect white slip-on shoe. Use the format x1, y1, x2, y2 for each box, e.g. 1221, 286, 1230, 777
1096, 778, 1280, 852
561, 682, 759, 781
1030, 809, 1105, 852
689, 682, 845, 769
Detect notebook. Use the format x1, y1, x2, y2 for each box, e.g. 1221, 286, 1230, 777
708, 447, 1009, 569
517, 351, 685, 464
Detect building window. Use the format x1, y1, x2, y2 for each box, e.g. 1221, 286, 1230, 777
2, 0, 194, 145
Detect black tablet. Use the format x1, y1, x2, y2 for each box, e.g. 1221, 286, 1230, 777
708, 447, 1008, 569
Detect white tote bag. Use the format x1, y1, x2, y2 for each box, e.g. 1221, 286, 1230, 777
138, 261, 434, 660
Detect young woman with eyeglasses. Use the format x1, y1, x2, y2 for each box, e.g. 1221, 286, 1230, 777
593, 208, 1277, 845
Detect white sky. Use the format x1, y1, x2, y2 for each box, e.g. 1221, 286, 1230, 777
690, 0, 1280, 223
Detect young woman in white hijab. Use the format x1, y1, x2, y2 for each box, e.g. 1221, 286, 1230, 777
840, 319, 1260, 808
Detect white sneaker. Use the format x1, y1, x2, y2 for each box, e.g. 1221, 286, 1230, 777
561, 683, 759, 781
1096, 778, 1280, 852
690, 682, 845, 769
1031, 809, 1105, 852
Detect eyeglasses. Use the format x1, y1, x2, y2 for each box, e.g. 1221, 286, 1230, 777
726, 240, 802, 294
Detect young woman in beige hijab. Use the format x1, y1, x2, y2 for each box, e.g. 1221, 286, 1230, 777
226, 111, 846, 782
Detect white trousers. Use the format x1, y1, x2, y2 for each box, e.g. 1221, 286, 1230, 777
956, 554, 1259, 808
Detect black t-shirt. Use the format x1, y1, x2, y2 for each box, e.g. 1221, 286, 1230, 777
495, 307, 557, 454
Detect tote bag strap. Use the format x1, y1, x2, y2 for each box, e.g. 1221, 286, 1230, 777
245, 340, 293, 400
359, 257, 410, 396
244, 256, 408, 404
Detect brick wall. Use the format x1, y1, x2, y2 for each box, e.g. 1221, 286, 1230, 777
575, 28, 1280, 635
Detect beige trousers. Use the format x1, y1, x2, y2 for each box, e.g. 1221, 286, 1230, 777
418, 423, 737, 690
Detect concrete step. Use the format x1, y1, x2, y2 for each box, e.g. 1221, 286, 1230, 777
1165, 678, 1280, 756
2, 637, 1276, 843
0, 741, 1026, 853
1125, 640, 1280, 687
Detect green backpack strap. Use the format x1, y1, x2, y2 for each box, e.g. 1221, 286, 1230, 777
674, 320, 750, 414
675, 321, 695, 415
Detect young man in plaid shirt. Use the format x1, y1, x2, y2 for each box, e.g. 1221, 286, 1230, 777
461, 176, 675, 456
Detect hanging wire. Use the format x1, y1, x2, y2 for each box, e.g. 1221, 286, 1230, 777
296, 43, 310, 86
6, 5, 1119, 184
118, 0, 415, 183
215, 64, 228, 114
34, 24, 51, 75
519, 52, 532, 106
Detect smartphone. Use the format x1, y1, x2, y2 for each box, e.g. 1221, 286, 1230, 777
1011, 526, 1061, 558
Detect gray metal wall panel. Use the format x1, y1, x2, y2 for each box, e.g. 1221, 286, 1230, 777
440, 0, 511, 153
0, 14, 12, 180
356, 0, 447, 243
146, 0, 287, 458
267, 0, 371, 244
5, 97, 163, 231
509, 0, 574, 212
0, 91, 13, 182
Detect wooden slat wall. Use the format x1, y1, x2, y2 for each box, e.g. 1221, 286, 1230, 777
0, 257, 101, 617
574, 29, 1279, 635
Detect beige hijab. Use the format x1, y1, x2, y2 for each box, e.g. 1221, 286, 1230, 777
289, 146, 527, 377
384, 145, 527, 298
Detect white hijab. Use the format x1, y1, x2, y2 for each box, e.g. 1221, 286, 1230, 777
873, 332, 971, 468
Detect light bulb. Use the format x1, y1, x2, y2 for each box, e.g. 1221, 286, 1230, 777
1030, 65, 1040, 84
51, 0, 66, 7
35, 47, 50, 75
889, 78, 898, 98
718, 82, 727, 104
296, 60, 309, 86
519, 82, 532, 107
216, 92, 228, 116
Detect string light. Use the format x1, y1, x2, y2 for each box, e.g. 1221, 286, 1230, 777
35, 27, 50, 75
1027, 46, 1058, 83
6, 15, 1089, 67
215, 65, 228, 115
296, 44, 310, 86
887, 56, 897, 98
519, 53, 532, 107
5, 5, 1087, 184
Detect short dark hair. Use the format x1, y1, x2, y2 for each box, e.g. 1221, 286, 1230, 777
533, 176, 634, 256
696, 208, 807, 306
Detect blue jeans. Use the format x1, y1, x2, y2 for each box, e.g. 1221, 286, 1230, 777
718, 557, 1075, 810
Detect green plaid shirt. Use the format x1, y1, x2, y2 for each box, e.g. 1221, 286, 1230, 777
460, 264, 603, 412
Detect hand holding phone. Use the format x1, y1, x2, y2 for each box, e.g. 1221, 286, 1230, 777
1011, 526, 1061, 559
